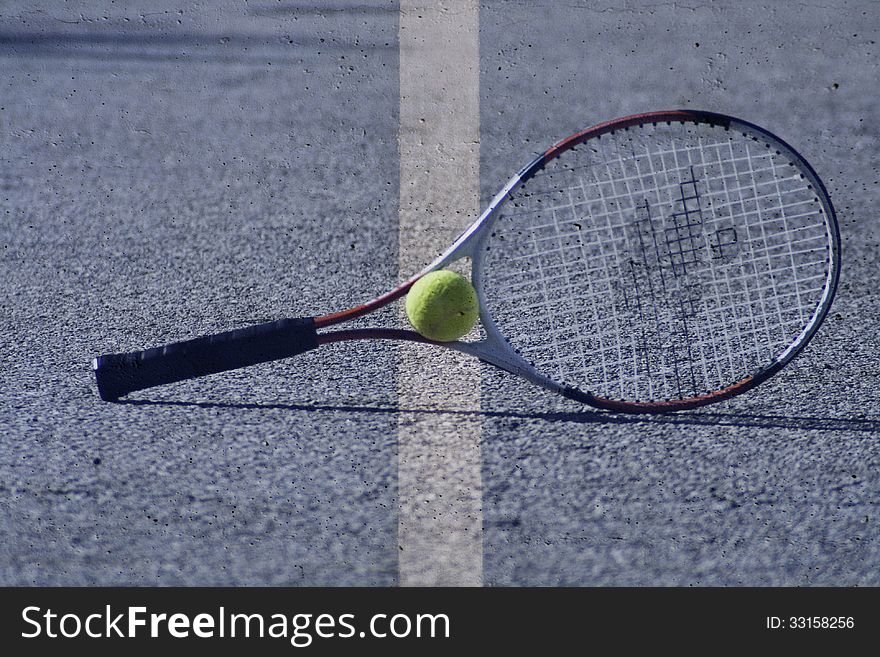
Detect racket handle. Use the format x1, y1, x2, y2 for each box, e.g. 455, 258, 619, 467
93, 317, 318, 401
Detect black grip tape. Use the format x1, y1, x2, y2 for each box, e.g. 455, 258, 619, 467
94, 317, 318, 401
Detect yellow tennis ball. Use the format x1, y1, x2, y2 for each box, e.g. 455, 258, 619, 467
405, 270, 479, 342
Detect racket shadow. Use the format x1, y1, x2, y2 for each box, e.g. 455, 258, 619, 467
116, 399, 880, 433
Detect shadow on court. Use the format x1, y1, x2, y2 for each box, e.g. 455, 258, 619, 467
0, 29, 393, 65
116, 399, 880, 433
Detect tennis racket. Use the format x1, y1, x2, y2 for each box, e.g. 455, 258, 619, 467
94, 110, 840, 412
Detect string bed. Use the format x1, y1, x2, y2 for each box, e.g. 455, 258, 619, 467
481, 121, 833, 403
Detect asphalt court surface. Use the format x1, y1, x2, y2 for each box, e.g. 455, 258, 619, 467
1, 1, 878, 585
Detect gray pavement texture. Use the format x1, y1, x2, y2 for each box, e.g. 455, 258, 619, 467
1, 0, 878, 586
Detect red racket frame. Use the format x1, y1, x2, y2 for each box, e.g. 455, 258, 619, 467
310, 110, 839, 413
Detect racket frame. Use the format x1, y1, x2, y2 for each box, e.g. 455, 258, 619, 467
95, 110, 839, 412
315, 110, 840, 413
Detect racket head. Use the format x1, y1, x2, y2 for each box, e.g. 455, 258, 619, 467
463, 110, 840, 412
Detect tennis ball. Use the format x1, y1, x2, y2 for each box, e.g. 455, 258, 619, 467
405, 270, 479, 342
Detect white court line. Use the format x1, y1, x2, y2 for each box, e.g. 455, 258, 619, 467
397, 1, 482, 586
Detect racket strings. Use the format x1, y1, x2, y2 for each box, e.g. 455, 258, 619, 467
481, 121, 833, 403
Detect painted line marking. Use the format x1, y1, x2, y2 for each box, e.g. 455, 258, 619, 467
397, 0, 482, 586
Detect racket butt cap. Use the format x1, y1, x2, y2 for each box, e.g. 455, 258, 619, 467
93, 355, 124, 401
